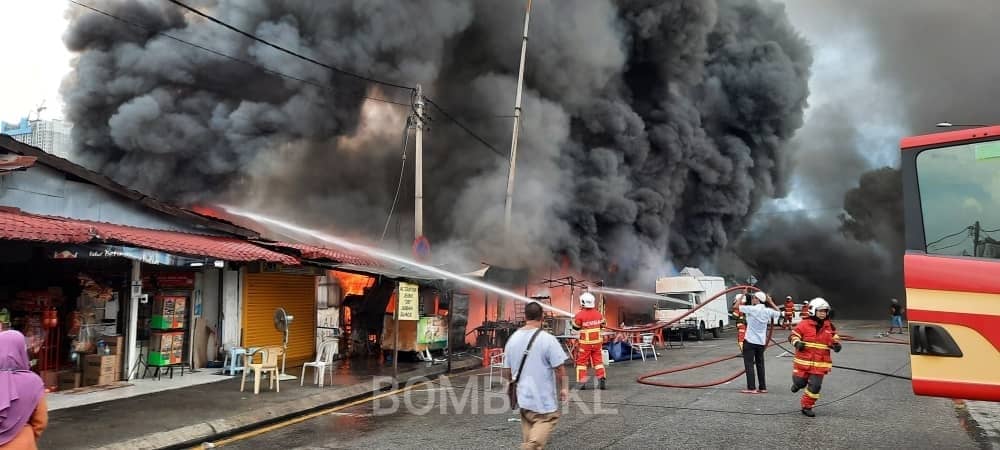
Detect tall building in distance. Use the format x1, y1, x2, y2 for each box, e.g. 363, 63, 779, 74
1, 117, 74, 158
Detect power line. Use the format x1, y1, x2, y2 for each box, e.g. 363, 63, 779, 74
380, 115, 412, 243
68, 0, 411, 107
754, 206, 843, 216
925, 226, 971, 248
423, 97, 508, 160
930, 236, 969, 252
165, 0, 414, 92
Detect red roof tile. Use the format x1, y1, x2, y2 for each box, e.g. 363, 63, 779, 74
0, 155, 37, 174
0, 208, 93, 243
266, 241, 380, 267
92, 222, 299, 265
0, 209, 298, 264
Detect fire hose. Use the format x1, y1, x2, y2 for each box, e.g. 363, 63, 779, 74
635, 328, 912, 388
603, 284, 763, 334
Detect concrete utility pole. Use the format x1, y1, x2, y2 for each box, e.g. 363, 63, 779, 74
503, 0, 533, 243
414, 85, 425, 240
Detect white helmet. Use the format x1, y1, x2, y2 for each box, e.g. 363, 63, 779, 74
754, 291, 767, 302
580, 292, 596, 308
809, 297, 831, 315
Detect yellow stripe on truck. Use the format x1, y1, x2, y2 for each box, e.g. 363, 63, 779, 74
910, 323, 1000, 385
907, 288, 1000, 316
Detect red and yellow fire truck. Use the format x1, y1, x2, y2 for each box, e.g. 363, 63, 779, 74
901, 126, 1000, 401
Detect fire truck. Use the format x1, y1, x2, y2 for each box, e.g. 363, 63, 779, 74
653, 267, 729, 340
901, 125, 1000, 401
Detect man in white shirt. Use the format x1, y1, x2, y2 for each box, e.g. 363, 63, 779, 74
738, 291, 781, 393
504, 302, 569, 449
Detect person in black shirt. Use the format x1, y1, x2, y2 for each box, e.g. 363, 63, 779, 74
888, 298, 905, 334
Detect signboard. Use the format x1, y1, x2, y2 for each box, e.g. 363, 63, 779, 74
50, 245, 202, 266
397, 282, 420, 321
417, 316, 448, 345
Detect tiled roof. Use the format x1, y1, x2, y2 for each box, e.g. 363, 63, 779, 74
266, 241, 380, 267
0, 208, 298, 264
0, 154, 37, 174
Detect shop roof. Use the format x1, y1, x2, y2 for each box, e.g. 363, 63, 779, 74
93, 221, 299, 265
0, 136, 257, 238
261, 241, 380, 267
0, 154, 37, 174
0, 207, 93, 243
0, 208, 298, 264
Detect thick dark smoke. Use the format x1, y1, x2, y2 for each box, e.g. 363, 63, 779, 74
61, 0, 811, 285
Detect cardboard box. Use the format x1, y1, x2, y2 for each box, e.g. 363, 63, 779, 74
84, 354, 118, 383
58, 370, 81, 391
152, 296, 187, 329
83, 372, 115, 387
100, 335, 124, 357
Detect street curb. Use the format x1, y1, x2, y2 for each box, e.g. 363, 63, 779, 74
99, 358, 481, 450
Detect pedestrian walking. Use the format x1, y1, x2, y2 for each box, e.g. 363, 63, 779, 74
504, 302, 569, 450
789, 298, 842, 417
888, 298, 905, 334
0, 330, 47, 449
738, 291, 781, 394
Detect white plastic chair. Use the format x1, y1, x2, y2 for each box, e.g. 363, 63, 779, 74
630, 333, 658, 361
487, 351, 506, 391
301, 340, 338, 387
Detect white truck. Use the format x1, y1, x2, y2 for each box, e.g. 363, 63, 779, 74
653, 267, 730, 341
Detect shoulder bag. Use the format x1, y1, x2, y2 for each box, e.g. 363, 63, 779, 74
507, 328, 543, 411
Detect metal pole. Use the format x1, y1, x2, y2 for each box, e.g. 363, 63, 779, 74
393, 285, 400, 376
126, 260, 141, 381
973, 221, 981, 257
502, 0, 533, 242
414, 85, 425, 240
446, 290, 453, 374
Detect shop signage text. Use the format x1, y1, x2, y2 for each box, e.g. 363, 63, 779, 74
397, 282, 419, 321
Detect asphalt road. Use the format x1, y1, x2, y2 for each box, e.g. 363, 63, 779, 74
218, 321, 983, 450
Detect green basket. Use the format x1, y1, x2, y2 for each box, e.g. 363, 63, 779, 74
148, 351, 171, 366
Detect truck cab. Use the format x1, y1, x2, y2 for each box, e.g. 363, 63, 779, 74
654, 268, 730, 340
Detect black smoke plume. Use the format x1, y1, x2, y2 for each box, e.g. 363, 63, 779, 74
61, 0, 811, 284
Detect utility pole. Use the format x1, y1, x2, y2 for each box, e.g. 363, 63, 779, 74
414, 85, 425, 240
973, 220, 982, 257
503, 0, 533, 243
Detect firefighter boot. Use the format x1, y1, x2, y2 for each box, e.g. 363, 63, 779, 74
791, 383, 800, 393
801, 408, 815, 417
599, 378, 606, 390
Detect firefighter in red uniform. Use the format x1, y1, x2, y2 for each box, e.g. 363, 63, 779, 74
731, 294, 748, 351
799, 301, 810, 320
572, 292, 606, 390
783, 296, 795, 330
789, 297, 842, 417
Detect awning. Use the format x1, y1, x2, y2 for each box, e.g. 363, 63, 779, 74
0, 208, 298, 265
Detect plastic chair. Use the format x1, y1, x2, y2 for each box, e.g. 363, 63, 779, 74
222, 347, 247, 375
487, 351, 506, 391
630, 333, 658, 361
241, 346, 282, 394
301, 340, 338, 388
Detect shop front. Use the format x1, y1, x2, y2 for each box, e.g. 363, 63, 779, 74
242, 266, 321, 369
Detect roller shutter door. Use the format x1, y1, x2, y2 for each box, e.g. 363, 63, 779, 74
243, 273, 317, 367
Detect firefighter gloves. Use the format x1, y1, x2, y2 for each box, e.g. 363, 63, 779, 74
832, 343, 842, 353
794, 341, 806, 351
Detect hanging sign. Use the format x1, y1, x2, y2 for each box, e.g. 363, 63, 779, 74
397, 282, 420, 321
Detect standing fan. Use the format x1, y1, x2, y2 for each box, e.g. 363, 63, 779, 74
273, 308, 297, 380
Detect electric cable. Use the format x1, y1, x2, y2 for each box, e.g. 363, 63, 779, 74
926, 226, 972, 248
423, 98, 508, 160
380, 115, 412, 243
68, 0, 411, 107
929, 236, 970, 252
165, 0, 414, 92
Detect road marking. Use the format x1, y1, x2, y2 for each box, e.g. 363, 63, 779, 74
196, 379, 433, 448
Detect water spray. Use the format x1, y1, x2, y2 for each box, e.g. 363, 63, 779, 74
220, 206, 573, 317
588, 287, 692, 308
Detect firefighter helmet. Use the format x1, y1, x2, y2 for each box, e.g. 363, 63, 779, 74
809, 297, 831, 315
580, 292, 596, 308
734, 293, 745, 304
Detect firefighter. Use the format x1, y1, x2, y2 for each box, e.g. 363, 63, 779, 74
799, 301, 810, 320
783, 296, 795, 330
572, 292, 606, 390
789, 297, 842, 417
731, 293, 748, 351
